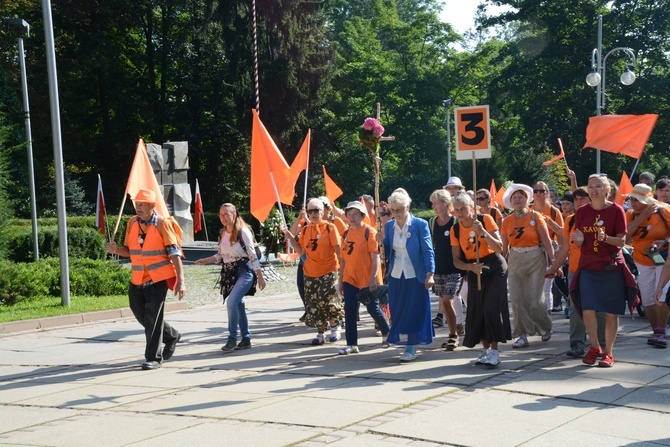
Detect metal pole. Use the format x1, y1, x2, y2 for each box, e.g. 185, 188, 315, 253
16, 36, 39, 261
42, 0, 71, 306
595, 14, 603, 174
444, 99, 453, 178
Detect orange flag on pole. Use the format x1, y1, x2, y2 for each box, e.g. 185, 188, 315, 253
583, 114, 658, 159
95, 174, 107, 235
282, 129, 310, 205
322, 165, 343, 203
616, 171, 633, 206
542, 143, 565, 166
493, 185, 507, 208
125, 139, 169, 217
250, 109, 292, 222
193, 179, 204, 233
489, 179, 497, 200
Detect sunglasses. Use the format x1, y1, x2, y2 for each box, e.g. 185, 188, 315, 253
533, 189, 547, 194
306, 209, 321, 214
476, 197, 488, 202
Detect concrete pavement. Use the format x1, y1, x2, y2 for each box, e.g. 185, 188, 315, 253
1, 291, 669, 447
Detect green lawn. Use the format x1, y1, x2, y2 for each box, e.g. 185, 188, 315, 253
0, 295, 130, 323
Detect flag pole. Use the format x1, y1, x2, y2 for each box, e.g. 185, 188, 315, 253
630, 158, 641, 181
302, 129, 310, 209
269, 172, 288, 229
111, 194, 128, 242
557, 138, 570, 172
472, 151, 481, 291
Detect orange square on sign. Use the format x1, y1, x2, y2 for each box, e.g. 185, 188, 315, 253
456, 106, 490, 151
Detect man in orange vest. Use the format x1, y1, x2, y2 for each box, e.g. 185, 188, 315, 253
105, 188, 186, 370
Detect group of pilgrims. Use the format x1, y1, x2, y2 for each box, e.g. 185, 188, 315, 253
209, 169, 670, 369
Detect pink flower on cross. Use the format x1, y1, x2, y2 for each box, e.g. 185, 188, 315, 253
362, 118, 385, 138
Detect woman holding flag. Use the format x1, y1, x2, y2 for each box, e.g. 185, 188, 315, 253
284, 198, 344, 345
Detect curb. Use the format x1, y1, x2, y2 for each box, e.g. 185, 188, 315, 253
0, 301, 189, 335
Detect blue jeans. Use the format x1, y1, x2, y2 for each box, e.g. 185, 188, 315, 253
343, 282, 390, 346
226, 266, 254, 341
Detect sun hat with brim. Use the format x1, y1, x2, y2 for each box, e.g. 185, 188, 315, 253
502, 184, 534, 209
443, 176, 464, 189
134, 188, 157, 203
344, 201, 366, 214
628, 183, 657, 205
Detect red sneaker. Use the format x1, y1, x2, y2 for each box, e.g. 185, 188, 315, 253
582, 346, 602, 366
598, 353, 614, 367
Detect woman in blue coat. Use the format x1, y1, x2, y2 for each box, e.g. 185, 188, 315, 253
383, 188, 436, 362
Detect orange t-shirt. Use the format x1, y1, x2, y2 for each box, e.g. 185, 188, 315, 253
626, 207, 670, 266
340, 225, 383, 288
563, 214, 581, 272
450, 214, 498, 261
536, 204, 563, 240
500, 211, 546, 248
299, 221, 341, 277
330, 216, 347, 237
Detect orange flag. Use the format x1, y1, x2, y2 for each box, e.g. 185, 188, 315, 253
250, 109, 292, 222
542, 141, 565, 166
322, 165, 343, 203
125, 139, 169, 217
489, 179, 497, 200
616, 171, 633, 206
583, 114, 658, 159
493, 185, 507, 208
282, 129, 310, 200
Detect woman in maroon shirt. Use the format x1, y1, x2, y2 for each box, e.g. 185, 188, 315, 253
570, 174, 637, 367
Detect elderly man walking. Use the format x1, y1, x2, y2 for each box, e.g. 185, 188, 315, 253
105, 188, 186, 370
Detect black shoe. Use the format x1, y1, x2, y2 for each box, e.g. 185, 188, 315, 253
235, 338, 252, 350
141, 361, 161, 370
162, 333, 181, 361
221, 337, 237, 351
566, 345, 585, 358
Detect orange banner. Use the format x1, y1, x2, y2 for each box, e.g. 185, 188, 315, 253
322, 165, 343, 203
125, 139, 169, 217
250, 109, 292, 221
584, 114, 658, 159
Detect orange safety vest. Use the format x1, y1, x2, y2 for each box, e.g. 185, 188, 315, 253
127, 217, 177, 289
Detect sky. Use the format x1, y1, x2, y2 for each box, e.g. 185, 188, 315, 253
439, 1, 511, 35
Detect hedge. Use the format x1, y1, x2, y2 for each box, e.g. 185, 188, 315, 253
0, 258, 130, 305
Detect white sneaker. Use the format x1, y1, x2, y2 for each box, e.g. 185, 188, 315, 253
329, 325, 341, 343
475, 349, 489, 365
338, 345, 359, 355
399, 351, 416, 362
483, 349, 500, 368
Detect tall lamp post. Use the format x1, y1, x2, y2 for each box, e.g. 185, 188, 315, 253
443, 99, 453, 178
586, 14, 637, 174
6, 18, 39, 261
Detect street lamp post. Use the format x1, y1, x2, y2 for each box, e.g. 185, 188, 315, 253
6, 18, 39, 261
586, 14, 637, 173
443, 99, 453, 178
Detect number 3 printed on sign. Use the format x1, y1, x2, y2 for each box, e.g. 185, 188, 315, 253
455, 105, 491, 160
460, 112, 485, 146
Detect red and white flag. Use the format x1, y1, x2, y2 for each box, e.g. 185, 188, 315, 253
95, 174, 106, 235
194, 179, 204, 233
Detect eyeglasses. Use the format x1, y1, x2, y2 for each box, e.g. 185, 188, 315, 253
476, 197, 487, 202
533, 189, 547, 194
389, 207, 405, 214
306, 209, 321, 214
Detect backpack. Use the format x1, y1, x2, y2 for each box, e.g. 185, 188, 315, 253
157, 215, 183, 255
342, 226, 370, 242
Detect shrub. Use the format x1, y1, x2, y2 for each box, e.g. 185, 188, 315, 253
6, 222, 107, 262
0, 258, 130, 305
